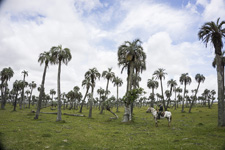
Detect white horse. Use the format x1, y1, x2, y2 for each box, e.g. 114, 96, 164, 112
146, 107, 172, 127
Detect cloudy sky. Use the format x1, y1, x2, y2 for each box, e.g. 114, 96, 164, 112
0, 0, 225, 100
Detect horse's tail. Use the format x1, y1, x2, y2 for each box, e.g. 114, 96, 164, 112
170, 116, 172, 122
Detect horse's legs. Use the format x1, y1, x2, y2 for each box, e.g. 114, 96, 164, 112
168, 117, 171, 127
155, 117, 158, 127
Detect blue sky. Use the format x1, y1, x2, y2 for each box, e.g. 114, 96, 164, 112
0, 0, 225, 99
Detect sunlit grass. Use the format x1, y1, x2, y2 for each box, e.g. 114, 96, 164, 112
0, 104, 225, 150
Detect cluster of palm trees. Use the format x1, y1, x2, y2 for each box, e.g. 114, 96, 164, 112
33, 45, 72, 121
147, 71, 216, 112
0, 18, 224, 126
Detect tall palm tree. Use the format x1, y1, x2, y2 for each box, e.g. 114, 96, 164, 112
180, 73, 192, 113
20, 70, 28, 109
153, 68, 167, 110
147, 77, 158, 107
50, 89, 56, 108
85, 68, 100, 118
118, 39, 146, 122
100, 68, 115, 114
167, 79, 177, 110
198, 18, 225, 126
34, 51, 52, 119
0, 67, 14, 109
51, 45, 72, 121
189, 74, 205, 113
79, 78, 91, 113
28, 81, 36, 109
112, 76, 123, 112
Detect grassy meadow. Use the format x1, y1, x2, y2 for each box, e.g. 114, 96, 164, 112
0, 104, 225, 150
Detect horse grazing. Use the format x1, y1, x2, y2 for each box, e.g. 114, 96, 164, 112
146, 107, 172, 127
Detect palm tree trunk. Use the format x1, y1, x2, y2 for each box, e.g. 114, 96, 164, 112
116, 85, 119, 112
122, 62, 134, 122
166, 86, 173, 110
223, 61, 225, 125
88, 86, 94, 118
56, 61, 62, 121
150, 88, 154, 107
34, 64, 47, 119
28, 88, 33, 109
1, 81, 5, 109
174, 91, 177, 110
13, 92, 18, 111
79, 88, 88, 113
100, 79, 109, 114
51, 95, 54, 108
21, 76, 25, 109
181, 84, 186, 113
216, 54, 225, 126
160, 78, 166, 110
189, 83, 200, 113
3, 82, 8, 109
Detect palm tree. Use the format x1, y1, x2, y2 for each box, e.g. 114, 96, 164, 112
112, 76, 123, 112
75, 91, 83, 110
173, 87, 177, 109
166, 79, 177, 110
210, 90, 216, 107
202, 89, 210, 107
79, 78, 91, 113
117, 39, 146, 122
0, 67, 14, 109
153, 68, 167, 110
13, 80, 23, 111
25, 90, 30, 107
85, 68, 100, 118
198, 18, 225, 126
61, 92, 66, 110
67, 90, 75, 109
174, 87, 182, 109
20, 70, 28, 109
180, 73, 192, 113
189, 74, 205, 113
100, 68, 115, 114
51, 45, 72, 121
165, 90, 170, 102
73, 86, 82, 110
28, 81, 36, 109
147, 77, 159, 107
50, 89, 56, 108
34, 51, 52, 119
97, 87, 105, 110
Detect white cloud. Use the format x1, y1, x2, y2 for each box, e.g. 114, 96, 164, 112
197, 0, 225, 21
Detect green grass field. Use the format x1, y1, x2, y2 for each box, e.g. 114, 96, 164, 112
0, 104, 225, 150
